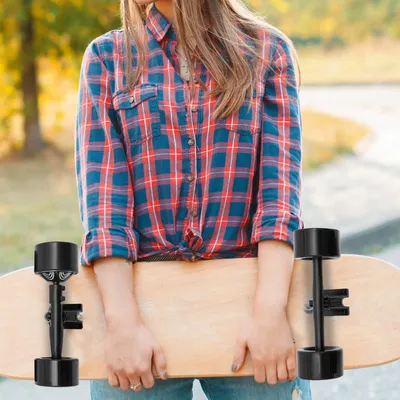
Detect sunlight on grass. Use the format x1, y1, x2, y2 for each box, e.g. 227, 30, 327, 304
302, 111, 368, 170
298, 38, 400, 85
0, 154, 83, 273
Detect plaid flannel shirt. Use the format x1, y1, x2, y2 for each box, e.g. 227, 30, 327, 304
75, 3, 303, 267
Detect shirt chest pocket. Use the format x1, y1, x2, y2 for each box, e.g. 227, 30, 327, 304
113, 83, 161, 145
214, 92, 263, 136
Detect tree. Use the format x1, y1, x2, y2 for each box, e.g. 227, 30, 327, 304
20, 0, 43, 156
0, 0, 121, 158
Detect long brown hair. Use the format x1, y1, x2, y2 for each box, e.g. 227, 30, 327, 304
120, 0, 300, 120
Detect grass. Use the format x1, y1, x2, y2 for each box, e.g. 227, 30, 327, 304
0, 152, 83, 273
0, 108, 368, 272
302, 111, 368, 169
298, 38, 400, 85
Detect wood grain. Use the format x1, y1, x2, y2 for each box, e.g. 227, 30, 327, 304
0, 255, 399, 380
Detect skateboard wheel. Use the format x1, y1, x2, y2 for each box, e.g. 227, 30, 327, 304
294, 228, 340, 260
34, 242, 79, 282
34, 357, 79, 387
297, 346, 343, 380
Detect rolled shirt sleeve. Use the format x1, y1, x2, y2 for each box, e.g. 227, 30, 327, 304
251, 37, 304, 249
74, 38, 139, 267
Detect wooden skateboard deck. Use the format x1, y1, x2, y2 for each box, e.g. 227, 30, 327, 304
0, 254, 399, 380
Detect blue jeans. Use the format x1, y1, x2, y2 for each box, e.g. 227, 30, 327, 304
90, 376, 312, 399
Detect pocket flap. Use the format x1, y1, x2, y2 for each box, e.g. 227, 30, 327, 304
113, 84, 158, 110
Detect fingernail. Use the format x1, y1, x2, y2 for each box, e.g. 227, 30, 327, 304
231, 363, 237, 372
162, 370, 168, 379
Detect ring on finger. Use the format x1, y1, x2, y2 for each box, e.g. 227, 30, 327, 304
130, 381, 142, 390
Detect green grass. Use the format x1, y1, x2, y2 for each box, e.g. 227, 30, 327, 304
302, 111, 368, 170
0, 152, 83, 273
298, 38, 400, 85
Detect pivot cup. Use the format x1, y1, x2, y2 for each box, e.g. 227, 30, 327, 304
34, 357, 79, 387
294, 228, 340, 260
297, 346, 343, 380
34, 241, 79, 277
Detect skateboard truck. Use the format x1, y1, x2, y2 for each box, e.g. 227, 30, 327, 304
44, 303, 83, 329
306, 288, 349, 317
34, 242, 82, 387
294, 228, 350, 380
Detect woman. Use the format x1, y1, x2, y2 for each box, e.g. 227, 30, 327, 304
75, 0, 311, 398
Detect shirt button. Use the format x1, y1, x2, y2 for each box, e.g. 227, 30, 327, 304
192, 210, 198, 217
194, 78, 199, 84
129, 96, 134, 103
191, 106, 198, 113
187, 174, 194, 182
188, 138, 194, 146
191, 255, 196, 262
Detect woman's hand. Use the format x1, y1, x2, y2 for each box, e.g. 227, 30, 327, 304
105, 317, 168, 391
231, 306, 297, 385
92, 257, 168, 392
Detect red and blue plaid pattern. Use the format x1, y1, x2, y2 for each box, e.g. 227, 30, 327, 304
75, 3, 303, 267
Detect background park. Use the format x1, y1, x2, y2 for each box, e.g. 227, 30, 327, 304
0, 0, 399, 399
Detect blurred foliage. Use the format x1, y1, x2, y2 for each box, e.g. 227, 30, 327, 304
0, 0, 121, 156
0, 0, 121, 58
248, 0, 400, 46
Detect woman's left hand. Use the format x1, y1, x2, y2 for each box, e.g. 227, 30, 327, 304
231, 306, 297, 385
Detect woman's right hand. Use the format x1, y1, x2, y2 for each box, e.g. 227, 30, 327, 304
105, 317, 168, 392
92, 256, 168, 392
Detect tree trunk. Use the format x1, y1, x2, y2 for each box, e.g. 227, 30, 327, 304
20, 0, 45, 157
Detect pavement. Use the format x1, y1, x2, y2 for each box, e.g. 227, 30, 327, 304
299, 84, 400, 244
300, 84, 400, 168
1, 84, 400, 399
300, 154, 400, 241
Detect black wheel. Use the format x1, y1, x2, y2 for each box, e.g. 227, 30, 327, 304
294, 228, 340, 260
34, 357, 79, 387
34, 241, 79, 282
297, 346, 343, 380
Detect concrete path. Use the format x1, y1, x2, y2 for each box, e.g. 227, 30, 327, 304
300, 84, 400, 168
300, 154, 400, 239
299, 84, 400, 240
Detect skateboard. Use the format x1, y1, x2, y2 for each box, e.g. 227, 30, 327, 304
0, 228, 399, 387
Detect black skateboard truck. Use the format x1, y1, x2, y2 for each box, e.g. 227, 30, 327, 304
294, 228, 350, 380
34, 241, 82, 387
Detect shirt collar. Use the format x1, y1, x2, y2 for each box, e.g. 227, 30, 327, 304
145, 3, 198, 52
146, 3, 173, 43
